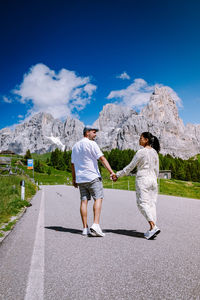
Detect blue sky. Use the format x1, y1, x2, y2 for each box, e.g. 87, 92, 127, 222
0, 0, 200, 129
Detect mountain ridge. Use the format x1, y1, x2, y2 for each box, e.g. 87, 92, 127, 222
1, 86, 200, 159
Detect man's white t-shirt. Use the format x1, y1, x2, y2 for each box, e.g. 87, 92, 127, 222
71, 137, 103, 183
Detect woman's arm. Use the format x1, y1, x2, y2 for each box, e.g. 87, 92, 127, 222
154, 155, 159, 177
116, 151, 140, 178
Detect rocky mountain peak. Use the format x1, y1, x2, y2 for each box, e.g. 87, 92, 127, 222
63, 117, 84, 149
0, 127, 12, 135
31, 111, 54, 122
93, 103, 137, 132
140, 86, 180, 123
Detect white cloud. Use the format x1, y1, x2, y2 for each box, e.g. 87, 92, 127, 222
107, 78, 154, 109
107, 78, 182, 110
13, 63, 97, 119
3, 96, 12, 103
18, 115, 24, 119
116, 71, 130, 80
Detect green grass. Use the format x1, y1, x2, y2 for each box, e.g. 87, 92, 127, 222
2, 220, 17, 232
31, 152, 51, 161
102, 174, 136, 191
158, 178, 200, 199
100, 168, 200, 199
23, 166, 72, 185
11, 156, 72, 185
33, 170, 72, 185
20, 156, 200, 199
0, 175, 37, 226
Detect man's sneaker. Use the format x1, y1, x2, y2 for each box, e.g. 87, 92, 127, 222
82, 227, 91, 236
90, 223, 105, 237
145, 225, 160, 240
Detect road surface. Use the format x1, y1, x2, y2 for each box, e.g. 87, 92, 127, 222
0, 185, 200, 300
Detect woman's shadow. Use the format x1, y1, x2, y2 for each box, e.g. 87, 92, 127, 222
45, 226, 145, 238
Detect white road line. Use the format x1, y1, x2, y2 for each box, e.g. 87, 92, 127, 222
24, 187, 45, 300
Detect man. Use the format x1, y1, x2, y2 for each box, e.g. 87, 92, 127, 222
71, 127, 116, 237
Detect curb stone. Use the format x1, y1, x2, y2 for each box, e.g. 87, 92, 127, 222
0, 207, 27, 244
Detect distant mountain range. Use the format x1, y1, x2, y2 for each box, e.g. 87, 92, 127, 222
0, 86, 200, 159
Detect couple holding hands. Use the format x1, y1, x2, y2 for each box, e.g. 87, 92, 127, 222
71, 127, 161, 240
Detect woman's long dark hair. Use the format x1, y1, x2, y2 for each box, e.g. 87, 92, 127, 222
141, 132, 160, 153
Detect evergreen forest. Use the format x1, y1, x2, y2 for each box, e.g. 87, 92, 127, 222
47, 148, 200, 183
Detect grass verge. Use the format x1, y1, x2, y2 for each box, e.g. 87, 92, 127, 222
101, 169, 200, 200
33, 169, 72, 185
159, 178, 200, 199
0, 175, 37, 227
2, 220, 17, 232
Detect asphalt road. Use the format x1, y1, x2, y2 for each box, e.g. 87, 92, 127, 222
0, 185, 200, 300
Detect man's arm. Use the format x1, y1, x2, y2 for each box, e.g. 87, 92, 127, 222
99, 156, 117, 180
71, 163, 78, 188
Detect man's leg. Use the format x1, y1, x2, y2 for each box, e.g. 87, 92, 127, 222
93, 198, 103, 224
80, 199, 88, 228
89, 179, 105, 237
90, 198, 105, 237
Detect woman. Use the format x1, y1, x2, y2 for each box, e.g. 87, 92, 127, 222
115, 132, 161, 240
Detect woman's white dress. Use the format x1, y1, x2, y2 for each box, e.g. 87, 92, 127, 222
116, 147, 159, 223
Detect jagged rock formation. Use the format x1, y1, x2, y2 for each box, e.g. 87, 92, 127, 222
0, 113, 84, 154
94, 86, 200, 158
140, 87, 200, 157
0, 86, 200, 158
93, 104, 138, 150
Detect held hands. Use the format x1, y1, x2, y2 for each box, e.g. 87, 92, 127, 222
110, 173, 118, 182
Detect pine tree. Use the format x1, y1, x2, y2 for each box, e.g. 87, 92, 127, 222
24, 149, 32, 163
47, 167, 51, 176
63, 150, 72, 171
34, 160, 44, 173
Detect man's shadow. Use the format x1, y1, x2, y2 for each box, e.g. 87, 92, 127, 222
45, 226, 145, 238
45, 226, 82, 235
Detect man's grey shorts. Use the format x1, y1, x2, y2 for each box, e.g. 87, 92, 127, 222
78, 177, 104, 201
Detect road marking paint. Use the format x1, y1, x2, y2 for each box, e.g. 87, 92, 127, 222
25, 188, 45, 300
